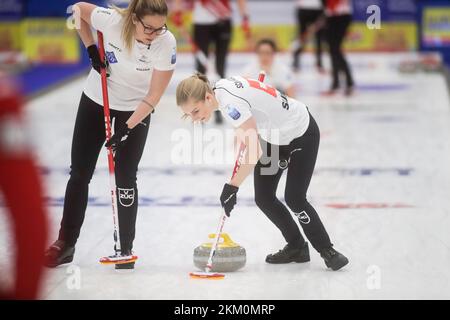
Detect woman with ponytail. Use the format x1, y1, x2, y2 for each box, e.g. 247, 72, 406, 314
44, 0, 176, 270
176, 73, 349, 271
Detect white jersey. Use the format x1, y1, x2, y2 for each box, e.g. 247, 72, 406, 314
242, 59, 294, 95
84, 7, 177, 111
214, 76, 310, 145
193, 0, 231, 25
296, 0, 323, 10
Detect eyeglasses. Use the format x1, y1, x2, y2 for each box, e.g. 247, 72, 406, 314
256, 49, 275, 56
135, 15, 167, 35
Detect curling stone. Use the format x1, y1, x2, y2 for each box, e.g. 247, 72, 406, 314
193, 233, 246, 272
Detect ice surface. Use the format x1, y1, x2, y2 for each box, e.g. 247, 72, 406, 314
1, 52, 450, 299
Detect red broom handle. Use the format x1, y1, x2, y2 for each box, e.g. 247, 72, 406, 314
97, 31, 121, 253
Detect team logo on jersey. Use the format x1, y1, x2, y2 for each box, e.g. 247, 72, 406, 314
106, 51, 118, 64
108, 42, 122, 52
295, 211, 310, 224
226, 105, 241, 120
98, 10, 112, 15
118, 188, 135, 207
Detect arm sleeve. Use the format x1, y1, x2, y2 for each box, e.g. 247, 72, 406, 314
90, 7, 121, 32
154, 33, 177, 71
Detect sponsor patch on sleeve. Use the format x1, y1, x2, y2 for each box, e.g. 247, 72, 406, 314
226, 105, 241, 120
106, 51, 118, 64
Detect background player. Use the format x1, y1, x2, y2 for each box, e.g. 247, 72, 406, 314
243, 38, 296, 97
292, 0, 325, 73
322, 0, 354, 96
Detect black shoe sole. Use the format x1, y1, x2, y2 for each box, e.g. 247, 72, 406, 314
265, 253, 310, 264
45, 254, 74, 268
265, 243, 310, 264
265, 257, 310, 264
325, 257, 349, 271
115, 262, 135, 270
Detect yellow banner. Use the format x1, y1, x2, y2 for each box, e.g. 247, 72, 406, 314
21, 18, 79, 63
422, 7, 450, 45
344, 22, 417, 52
0, 22, 21, 52
169, 19, 417, 53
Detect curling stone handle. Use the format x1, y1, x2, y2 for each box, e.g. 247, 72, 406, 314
208, 233, 236, 246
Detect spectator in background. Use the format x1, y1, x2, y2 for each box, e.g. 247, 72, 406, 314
172, 0, 250, 124
322, 0, 354, 96
243, 39, 296, 98
292, 0, 325, 73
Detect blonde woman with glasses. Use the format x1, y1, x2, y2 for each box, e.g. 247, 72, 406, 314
45, 0, 176, 270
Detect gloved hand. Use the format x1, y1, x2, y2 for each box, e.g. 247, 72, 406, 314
87, 44, 109, 76
172, 11, 183, 28
241, 14, 251, 39
220, 183, 239, 217
105, 124, 131, 152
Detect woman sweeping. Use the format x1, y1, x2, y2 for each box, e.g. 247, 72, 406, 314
45, 0, 176, 270
176, 73, 348, 270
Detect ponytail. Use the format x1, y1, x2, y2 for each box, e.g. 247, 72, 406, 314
176, 73, 213, 107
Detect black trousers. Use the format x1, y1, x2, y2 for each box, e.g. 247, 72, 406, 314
58, 93, 150, 251
325, 14, 354, 89
293, 8, 325, 68
254, 113, 332, 252
193, 19, 232, 78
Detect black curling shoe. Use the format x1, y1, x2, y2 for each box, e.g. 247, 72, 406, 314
115, 262, 135, 270
44, 240, 75, 268
266, 242, 310, 264
320, 247, 349, 271
115, 249, 135, 270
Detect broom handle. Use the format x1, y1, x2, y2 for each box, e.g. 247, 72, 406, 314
97, 31, 121, 254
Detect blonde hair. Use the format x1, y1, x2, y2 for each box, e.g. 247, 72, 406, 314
113, 0, 168, 52
176, 73, 213, 107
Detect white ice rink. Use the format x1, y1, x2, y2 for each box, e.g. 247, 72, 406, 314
1, 52, 450, 299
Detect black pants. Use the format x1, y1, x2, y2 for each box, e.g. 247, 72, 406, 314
254, 113, 332, 252
293, 8, 324, 68
325, 14, 354, 89
193, 20, 232, 78
58, 93, 150, 251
